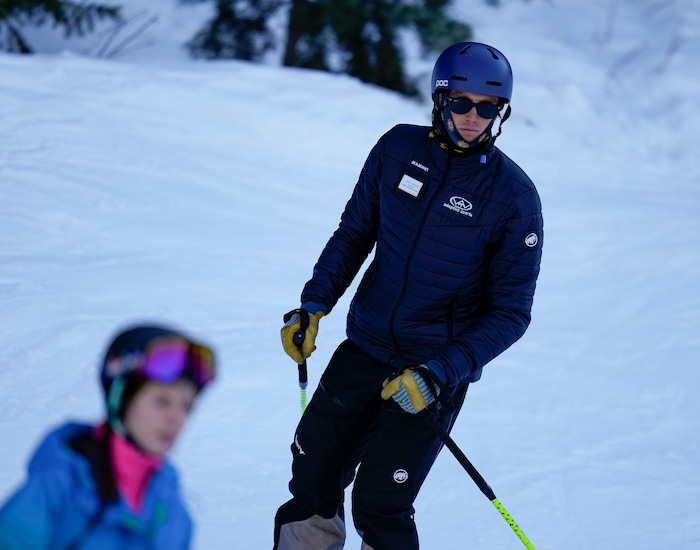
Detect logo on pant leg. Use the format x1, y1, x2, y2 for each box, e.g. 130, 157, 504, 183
294, 433, 305, 456
393, 469, 408, 484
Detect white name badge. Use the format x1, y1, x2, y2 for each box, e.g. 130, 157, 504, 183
398, 174, 424, 198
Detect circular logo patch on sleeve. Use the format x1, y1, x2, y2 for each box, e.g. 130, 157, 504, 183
525, 233, 538, 248
393, 469, 409, 484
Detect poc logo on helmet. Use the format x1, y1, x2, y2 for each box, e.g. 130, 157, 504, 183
434, 79, 449, 88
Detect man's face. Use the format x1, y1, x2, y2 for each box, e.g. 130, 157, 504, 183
447, 91, 500, 143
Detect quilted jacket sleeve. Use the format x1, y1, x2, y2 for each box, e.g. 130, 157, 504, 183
434, 183, 543, 385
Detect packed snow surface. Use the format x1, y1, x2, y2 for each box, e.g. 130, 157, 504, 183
1, 1, 699, 548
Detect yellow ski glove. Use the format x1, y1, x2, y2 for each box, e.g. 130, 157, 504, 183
281, 309, 324, 364
381, 367, 438, 414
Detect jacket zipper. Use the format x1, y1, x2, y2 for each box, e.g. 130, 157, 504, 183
387, 155, 453, 364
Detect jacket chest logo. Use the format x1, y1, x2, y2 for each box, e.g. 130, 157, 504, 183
443, 196, 473, 217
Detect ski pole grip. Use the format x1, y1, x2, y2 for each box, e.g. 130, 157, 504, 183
291, 309, 310, 359
283, 308, 311, 360
290, 309, 310, 386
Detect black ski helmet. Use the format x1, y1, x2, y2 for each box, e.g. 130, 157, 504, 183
431, 42, 513, 102
100, 324, 215, 434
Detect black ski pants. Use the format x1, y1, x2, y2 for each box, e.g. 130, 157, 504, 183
274, 339, 468, 550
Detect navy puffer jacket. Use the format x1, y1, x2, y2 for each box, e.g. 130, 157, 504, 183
302, 124, 543, 386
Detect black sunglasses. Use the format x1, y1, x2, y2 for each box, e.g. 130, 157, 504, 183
447, 96, 501, 119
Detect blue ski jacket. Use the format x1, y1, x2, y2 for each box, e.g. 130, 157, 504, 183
302, 124, 543, 386
0, 422, 192, 550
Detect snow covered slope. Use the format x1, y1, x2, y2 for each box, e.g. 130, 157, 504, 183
1, 1, 699, 548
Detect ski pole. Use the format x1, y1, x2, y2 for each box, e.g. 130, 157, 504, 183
434, 421, 536, 549
291, 311, 310, 413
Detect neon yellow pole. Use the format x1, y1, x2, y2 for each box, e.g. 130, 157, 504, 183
491, 498, 536, 549
436, 422, 537, 549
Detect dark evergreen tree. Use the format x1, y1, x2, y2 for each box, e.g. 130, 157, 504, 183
0, 0, 121, 53
184, 0, 283, 61
187, 0, 496, 97
284, 0, 474, 97
282, 0, 327, 70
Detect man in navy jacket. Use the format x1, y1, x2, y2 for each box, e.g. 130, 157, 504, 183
275, 42, 543, 550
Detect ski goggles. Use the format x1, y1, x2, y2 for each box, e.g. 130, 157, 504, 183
107, 337, 216, 391
142, 338, 215, 390
447, 96, 501, 119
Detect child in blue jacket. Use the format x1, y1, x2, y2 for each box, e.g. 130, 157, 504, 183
0, 324, 216, 550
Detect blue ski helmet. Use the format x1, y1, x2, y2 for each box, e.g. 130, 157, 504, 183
432, 42, 513, 102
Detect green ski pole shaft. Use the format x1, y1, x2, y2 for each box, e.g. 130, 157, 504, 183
291, 312, 309, 414
298, 359, 308, 413
436, 426, 536, 549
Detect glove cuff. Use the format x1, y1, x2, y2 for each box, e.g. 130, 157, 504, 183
301, 301, 328, 315
416, 361, 456, 417
422, 360, 447, 386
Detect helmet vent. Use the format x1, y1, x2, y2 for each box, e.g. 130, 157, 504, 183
458, 45, 471, 55
486, 47, 500, 60
451, 75, 467, 81
486, 81, 503, 87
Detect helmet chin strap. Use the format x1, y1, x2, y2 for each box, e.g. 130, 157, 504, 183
106, 377, 127, 435
489, 104, 511, 148
106, 377, 151, 453
478, 103, 512, 162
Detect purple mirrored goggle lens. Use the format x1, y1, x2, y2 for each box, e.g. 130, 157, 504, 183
447, 96, 501, 119
142, 341, 215, 389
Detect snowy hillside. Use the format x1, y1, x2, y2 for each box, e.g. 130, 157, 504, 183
1, 1, 699, 548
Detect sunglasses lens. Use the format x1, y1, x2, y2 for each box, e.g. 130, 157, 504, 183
448, 97, 499, 119
476, 103, 499, 119
448, 97, 471, 114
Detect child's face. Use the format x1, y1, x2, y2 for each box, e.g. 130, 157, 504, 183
123, 379, 197, 456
